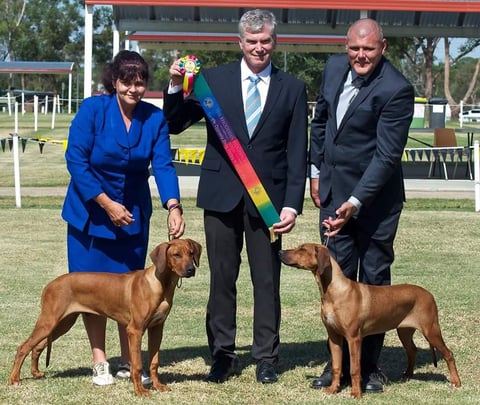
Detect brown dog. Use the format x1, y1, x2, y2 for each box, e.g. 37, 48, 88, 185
8, 238, 202, 396
279, 243, 460, 399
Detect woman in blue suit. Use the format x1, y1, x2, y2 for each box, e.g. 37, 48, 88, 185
62, 50, 185, 386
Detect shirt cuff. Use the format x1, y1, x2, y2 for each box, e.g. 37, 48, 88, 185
310, 164, 319, 179
168, 82, 183, 94
282, 207, 298, 216
348, 196, 362, 210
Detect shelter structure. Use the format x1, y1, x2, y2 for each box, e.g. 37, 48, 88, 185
0, 61, 75, 114
83, 0, 480, 97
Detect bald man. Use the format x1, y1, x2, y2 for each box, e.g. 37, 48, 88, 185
309, 18, 414, 393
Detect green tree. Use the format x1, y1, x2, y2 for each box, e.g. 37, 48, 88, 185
91, 6, 113, 76
0, 1, 113, 99
388, 35, 480, 119
273, 52, 328, 100
388, 36, 440, 100
442, 37, 480, 117
146, 48, 328, 101
448, 57, 480, 106
0, 0, 26, 61
16, 0, 82, 62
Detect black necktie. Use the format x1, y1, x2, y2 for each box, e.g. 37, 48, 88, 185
349, 76, 364, 104
352, 75, 365, 90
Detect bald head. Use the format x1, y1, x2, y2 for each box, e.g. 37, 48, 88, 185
347, 18, 384, 43
345, 18, 386, 77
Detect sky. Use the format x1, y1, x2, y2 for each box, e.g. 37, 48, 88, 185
435, 38, 480, 60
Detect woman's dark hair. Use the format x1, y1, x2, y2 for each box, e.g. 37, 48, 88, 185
101, 50, 149, 94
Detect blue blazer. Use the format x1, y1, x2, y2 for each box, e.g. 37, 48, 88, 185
62, 94, 179, 239
310, 54, 414, 217
164, 61, 308, 217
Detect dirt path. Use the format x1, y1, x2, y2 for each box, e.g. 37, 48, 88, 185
0, 178, 475, 199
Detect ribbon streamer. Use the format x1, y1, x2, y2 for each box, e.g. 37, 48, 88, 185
179, 55, 201, 97
193, 72, 280, 242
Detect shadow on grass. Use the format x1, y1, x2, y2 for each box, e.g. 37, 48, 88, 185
45, 340, 452, 387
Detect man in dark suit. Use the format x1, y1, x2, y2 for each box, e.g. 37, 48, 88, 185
164, 9, 308, 384
309, 18, 414, 393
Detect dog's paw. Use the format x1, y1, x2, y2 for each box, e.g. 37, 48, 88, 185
152, 382, 171, 392
401, 371, 412, 382
324, 385, 340, 395
7, 379, 21, 386
350, 389, 362, 399
134, 386, 151, 396
32, 370, 46, 379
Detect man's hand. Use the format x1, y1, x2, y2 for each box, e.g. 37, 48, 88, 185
321, 201, 357, 238
169, 59, 185, 87
272, 209, 297, 235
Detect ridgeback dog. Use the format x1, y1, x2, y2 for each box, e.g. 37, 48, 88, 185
8, 238, 202, 396
279, 243, 460, 399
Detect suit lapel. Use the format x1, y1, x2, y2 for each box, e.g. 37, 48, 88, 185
127, 107, 143, 148
231, 65, 247, 139
219, 63, 248, 141
337, 58, 386, 132
108, 97, 142, 149
108, 98, 129, 148
333, 65, 351, 131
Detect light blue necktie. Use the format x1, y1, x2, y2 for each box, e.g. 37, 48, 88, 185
245, 75, 261, 137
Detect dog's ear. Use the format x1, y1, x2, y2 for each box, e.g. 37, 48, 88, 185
315, 245, 331, 275
187, 239, 202, 267
150, 242, 169, 274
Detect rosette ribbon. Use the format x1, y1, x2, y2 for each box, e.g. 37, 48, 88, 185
179, 55, 201, 96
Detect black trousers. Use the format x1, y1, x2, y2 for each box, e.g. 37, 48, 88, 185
320, 199, 402, 373
204, 200, 282, 364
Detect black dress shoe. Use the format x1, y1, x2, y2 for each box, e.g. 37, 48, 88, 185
311, 368, 332, 389
311, 365, 350, 389
363, 369, 388, 393
205, 357, 240, 383
256, 361, 278, 384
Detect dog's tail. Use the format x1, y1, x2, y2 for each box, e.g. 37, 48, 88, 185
46, 336, 52, 367
430, 344, 438, 368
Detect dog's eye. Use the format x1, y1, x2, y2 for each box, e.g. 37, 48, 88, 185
173, 253, 181, 259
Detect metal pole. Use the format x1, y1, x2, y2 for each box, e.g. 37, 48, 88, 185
474, 140, 480, 212
13, 102, 21, 208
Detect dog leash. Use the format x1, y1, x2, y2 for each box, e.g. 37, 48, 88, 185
166, 212, 183, 289
167, 214, 174, 241
323, 225, 330, 247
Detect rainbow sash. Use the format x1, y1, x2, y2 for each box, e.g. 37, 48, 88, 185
193, 73, 280, 242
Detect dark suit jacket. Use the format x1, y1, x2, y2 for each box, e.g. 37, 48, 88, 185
310, 54, 414, 218
164, 61, 308, 217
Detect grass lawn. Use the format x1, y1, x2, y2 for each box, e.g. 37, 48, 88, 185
0, 111, 479, 404
0, 198, 479, 404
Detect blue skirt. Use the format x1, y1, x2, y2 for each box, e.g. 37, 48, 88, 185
67, 224, 148, 273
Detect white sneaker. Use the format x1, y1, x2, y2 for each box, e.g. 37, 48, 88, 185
92, 361, 115, 386
115, 362, 151, 385
115, 362, 131, 380
142, 373, 152, 386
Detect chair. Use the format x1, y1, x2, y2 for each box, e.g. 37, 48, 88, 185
428, 128, 472, 180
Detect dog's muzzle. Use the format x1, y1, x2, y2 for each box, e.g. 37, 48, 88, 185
183, 266, 196, 278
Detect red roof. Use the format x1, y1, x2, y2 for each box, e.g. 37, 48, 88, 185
86, 1, 480, 12
0, 62, 75, 74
